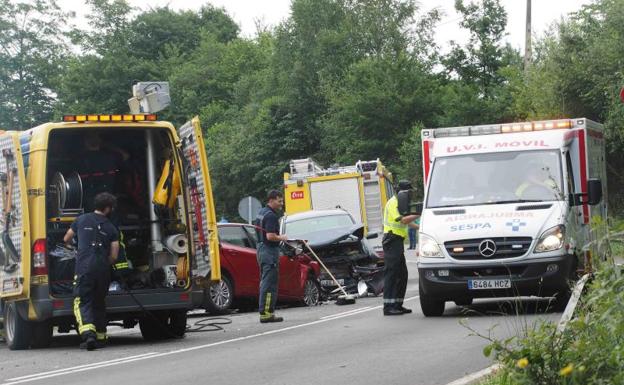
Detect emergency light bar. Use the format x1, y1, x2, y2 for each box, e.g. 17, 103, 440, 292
62, 114, 157, 123
433, 119, 573, 138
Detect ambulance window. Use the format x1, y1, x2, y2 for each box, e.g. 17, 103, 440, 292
565, 152, 576, 194
218, 226, 253, 249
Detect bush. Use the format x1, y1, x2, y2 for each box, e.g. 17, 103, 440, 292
482, 265, 624, 385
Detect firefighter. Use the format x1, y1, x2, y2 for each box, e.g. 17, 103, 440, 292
255, 190, 289, 323
64, 192, 120, 350
382, 180, 420, 316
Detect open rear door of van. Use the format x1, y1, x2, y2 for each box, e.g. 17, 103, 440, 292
0, 133, 31, 298
177, 117, 221, 282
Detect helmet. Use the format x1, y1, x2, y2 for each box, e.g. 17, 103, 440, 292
397, 180, 412, 191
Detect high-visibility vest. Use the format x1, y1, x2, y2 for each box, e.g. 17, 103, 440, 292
515, 179, 557, 198
383, 196, 408, 238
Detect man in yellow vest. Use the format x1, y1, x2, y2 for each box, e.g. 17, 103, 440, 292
382, 180, 420, 316
515, 163, 558, 200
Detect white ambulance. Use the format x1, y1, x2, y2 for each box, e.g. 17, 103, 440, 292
407, 118, 608, 316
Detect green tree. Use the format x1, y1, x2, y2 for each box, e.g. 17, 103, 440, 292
0, 0, 70, 129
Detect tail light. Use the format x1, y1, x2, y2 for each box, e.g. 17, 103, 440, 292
32, 239, 48, 276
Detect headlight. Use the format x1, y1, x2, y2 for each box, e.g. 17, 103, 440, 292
419, 234, 443, 258
535, 225, 565, 253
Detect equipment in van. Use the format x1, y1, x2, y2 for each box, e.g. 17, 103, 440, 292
50, 171, 83, 217
165, 233, 187, 254
1, 149, 19, 273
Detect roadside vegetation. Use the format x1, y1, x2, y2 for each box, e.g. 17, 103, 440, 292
479, 229, 624, 385
2, 0, 624, 218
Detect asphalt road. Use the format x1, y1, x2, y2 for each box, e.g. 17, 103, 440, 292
0, 250, 561, 385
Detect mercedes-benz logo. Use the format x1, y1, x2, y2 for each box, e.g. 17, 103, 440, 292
478, 239, 497, 258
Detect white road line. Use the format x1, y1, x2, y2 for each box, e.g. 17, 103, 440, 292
320, 306, 372, 319
6, 352, 159, 382
321, 307, 378, 321
5, 296, 419, 385
445, 364, 500, 385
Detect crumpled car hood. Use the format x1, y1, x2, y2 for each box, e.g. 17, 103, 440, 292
301, 224, 365, 249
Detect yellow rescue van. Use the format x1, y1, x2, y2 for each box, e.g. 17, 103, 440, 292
0, 114, 220, 349
283, 158, 394, 251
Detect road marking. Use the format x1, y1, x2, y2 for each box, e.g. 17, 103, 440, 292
320, 306, 372, 319
445, 364, 500, 385
5, 296, 419, 384
5, 353, 159, 382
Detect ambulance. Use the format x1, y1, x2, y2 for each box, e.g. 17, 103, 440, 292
404, 118, 608, 316
283, 158, 394, 251
0, 114, 220, 349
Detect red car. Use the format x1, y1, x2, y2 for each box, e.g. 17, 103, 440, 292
202, 223, 322, 313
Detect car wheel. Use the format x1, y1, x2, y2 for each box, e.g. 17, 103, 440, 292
168, 310, 187, 338
204, 275, 234, 314
4, 301, 32, 350
302, 278, 321, 306
139, 311, 168, 341
419, 283, 445, 317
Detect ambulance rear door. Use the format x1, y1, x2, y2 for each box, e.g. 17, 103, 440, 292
0, 133, 31, 298
177, 117, 221, 282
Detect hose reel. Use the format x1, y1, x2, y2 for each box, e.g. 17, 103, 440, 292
51, 171, 84, 217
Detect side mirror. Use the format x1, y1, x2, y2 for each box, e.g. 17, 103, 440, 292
587, 178, 602, 206
397, 189, 423, 216
365, 232, 379, 240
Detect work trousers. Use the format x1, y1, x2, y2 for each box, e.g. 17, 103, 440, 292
383, 234, 408, 311
74, 264, 110, 341
257, 243, 280, 318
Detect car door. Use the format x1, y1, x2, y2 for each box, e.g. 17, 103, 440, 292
242, 225, 300, 300
217, 225, 259, 296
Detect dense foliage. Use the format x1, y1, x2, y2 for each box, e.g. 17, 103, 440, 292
2, 0, 624, 217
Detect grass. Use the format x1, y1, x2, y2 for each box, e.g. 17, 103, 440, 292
478, 259, 624, 385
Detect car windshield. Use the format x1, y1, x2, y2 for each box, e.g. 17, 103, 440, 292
283, 214, 355, 238
427, 150, 563, 208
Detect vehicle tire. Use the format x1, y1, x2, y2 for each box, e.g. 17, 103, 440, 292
302, 277, 321, 307
139, 311, 168, 341
419, 284, 445, 317
30, 320, 53, 349
204, 275, 234, 314
454, 298, 473, 307
4, 301, 32, 350
168, 310, 187, 338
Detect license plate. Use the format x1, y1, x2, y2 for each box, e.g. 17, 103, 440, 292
468, 279, 511, 290
321, 279, 344, 286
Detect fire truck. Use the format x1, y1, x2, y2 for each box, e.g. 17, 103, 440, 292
283, 158, 394, 252
408, 118, 608, 316
0, 114, 220, 349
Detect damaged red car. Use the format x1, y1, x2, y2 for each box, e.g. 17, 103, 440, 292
202, 223, 321, 313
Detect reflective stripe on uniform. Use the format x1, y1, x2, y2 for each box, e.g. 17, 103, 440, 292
96, 332, 108, 341
264, 293, 272, 315
74, 296, 96, 335
383, 196, 408, 238
114, 262, 129, 270
383, 298, 404, 304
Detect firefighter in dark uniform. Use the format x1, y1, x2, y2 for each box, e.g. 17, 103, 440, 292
382, 180, 420, 316
255, 190, 288, 323
64, 192, 120, 350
